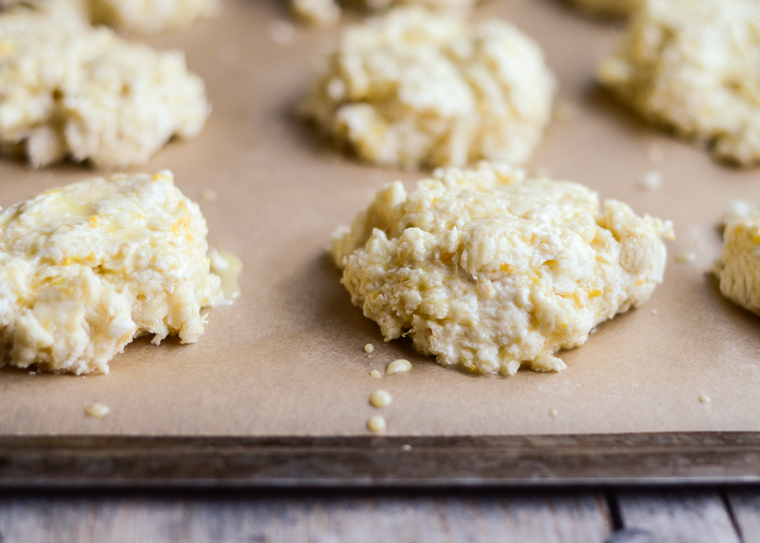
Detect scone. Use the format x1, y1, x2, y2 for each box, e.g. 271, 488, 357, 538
89, 0, 219, 34
0, 171, 229, 375
291, 0, 476, 27
598, 0, 760, 166
330, 162, 674, 376
567, 0, 639, 18
300, 7, 555, 170
0, 0, 219, 34
0, 3, 209, 169
715, 203, 760, 316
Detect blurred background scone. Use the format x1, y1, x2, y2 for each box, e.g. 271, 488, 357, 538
291, 0, 476, 27
715, 201, 760, 317
566, 0, 640, 18
0, 0, 219, 33
300, 6, 555, 171
0, 1, 209, 168
598, 0, 760, 167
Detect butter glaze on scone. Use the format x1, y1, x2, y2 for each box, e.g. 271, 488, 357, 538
331, 163, 674, 376
300, 6, 554, 170
598, 0, 760, 166
0, 3, 209, 168
0, 171, 225, 375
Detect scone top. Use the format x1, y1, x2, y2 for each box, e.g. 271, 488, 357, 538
331, 162, 674, 376
0, 171, 225, 375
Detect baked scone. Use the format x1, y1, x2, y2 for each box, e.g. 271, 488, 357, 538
0, 171, 228, 375
291, 0, 476, 27
300, 7, 555, 170
0, 3, 209, 169
715, 203, 760, 316
330, 162, 674, 376
0, 0, 219, 34
598, 0, 760, 166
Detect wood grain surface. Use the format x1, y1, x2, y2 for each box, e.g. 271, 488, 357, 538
615, 491, 742, 543
0, 490, 612, 543
1, 488, 756, 543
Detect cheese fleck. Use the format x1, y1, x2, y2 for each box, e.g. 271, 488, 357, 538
370, 369, 382, 379
364, 343, 374, 353
699, 395, 712, 404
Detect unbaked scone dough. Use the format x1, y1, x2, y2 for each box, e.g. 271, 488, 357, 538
715, 204, 760, 316
89, 0, 219, 34
0, 0, 219, 34
291, 0, 476, 27
598, 0, 760, 166
330, 162, 674, 376
0, 171, 228, 375
0, 3, 209, 168
300, 6, 555, 170
567, 0, 639, 18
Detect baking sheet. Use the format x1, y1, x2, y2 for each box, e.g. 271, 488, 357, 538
1, 0, 760, 438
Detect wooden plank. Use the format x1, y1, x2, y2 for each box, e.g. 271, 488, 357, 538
3, 433, 760, 487
0, 491, 612, 543
724, 489, 760, 543
615, 490, 741, 543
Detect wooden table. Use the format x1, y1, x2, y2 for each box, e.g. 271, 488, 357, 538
2, 434, 760, 541
0, 486, 758, 541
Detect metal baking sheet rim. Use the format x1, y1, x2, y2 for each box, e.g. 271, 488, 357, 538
2, 432, 760, 488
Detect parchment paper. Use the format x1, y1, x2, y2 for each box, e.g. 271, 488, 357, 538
1, 0, 759, 437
